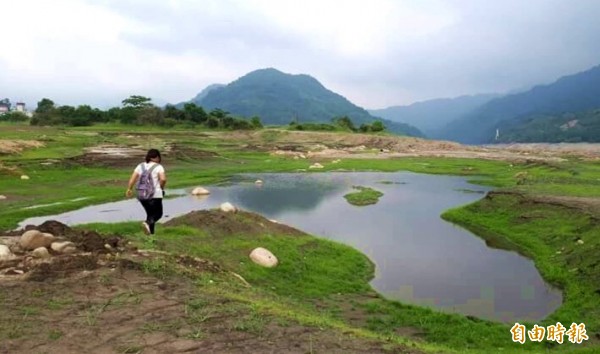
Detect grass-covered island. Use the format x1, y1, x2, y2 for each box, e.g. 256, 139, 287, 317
344, 186, 385, 206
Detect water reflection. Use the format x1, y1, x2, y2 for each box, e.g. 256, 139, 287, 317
18, 172, 562, 322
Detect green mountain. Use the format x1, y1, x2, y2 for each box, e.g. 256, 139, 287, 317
185, 68, 424, 136
437, 64, 600, 144
174, 84, 225, 108
496, 109, 600, 143
368, 94, 498, 137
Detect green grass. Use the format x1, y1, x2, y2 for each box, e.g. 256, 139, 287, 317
343, 186, 384, 206
443, 194, 600, 341
2, 123, 600, 353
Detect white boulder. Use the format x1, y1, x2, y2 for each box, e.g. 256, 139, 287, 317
0, 195, 6, 200
51, 241, 77, 254
20, 175, 30, 180
0, 245, 15, 261
20, 230, 55, 250
255, 179, 263, 185
249, 247, 278, 268
191, 187, 210, 196
32, 247, 51, 259
220, 202, 237, 213
309, 163, 324, 169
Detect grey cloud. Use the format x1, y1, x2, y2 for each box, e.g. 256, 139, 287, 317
9, 0, 600, 108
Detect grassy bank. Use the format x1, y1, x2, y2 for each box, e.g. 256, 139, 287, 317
443, 193, 600, 348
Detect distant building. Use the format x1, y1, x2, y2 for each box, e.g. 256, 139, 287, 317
0, 99, 32, 117
0, 98, 10, 114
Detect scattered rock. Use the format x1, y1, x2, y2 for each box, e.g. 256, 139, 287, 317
20, 175, 30, 180
269, 219, 278, 224
0, 195, 6, 200
576, 239, 584, 245
0, 244, 15, 261
191, 187, 210, 196
32, 247, 51, 259
293, 156, 299, 160
299, 154, 306, 159
20, 230, 55, 250
156, 281, 167, 290
255, 179, 263, 185
220, 202, 237, 213
309, 163, 324, 169
51, 241, 77, 254
5, 268, 24, 275
332, 159, 341, 164
249, 247, 278, 268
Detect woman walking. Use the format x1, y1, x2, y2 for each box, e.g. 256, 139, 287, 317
126, 149, 167, 235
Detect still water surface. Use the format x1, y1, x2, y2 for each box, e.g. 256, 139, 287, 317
19, 172, 562, 322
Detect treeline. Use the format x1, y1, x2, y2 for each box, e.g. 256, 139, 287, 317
30, 95, 263, 129
25, 95, 388, 133
289, 116, 386, 133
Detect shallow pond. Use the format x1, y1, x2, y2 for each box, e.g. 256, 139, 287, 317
19, 172, 562, 322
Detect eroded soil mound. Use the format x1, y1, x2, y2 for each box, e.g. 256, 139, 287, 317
164, 209, 305, 238
22, 220, 124, 252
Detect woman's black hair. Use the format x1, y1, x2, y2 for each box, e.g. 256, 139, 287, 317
145, 149, 161, 163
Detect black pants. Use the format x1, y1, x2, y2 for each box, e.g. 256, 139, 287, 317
140, 198, 163, 234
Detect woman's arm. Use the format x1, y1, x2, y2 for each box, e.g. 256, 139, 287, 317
126, 171, 139, 197
158, 170, 167, 189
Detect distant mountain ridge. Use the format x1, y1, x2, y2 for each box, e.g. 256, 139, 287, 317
369, 94, 498, 137
437, 64, 600, 144
179, 68, 424, 137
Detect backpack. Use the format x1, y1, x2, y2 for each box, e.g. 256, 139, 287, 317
136, 163, 159, 201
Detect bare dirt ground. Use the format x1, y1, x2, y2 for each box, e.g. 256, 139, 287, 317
220, 130, 600, 162
0, 140, 44, 155
0, 217, 420, 354
487, 191, 600, 217
65, 143, 219, 168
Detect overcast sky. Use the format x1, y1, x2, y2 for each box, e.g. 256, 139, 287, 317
1, 0, 599, 109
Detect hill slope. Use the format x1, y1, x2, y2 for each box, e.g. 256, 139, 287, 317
369, 94, 498, 137
497, 109, 600, 143
184, 68, 424, 136
438, 64, 600, 144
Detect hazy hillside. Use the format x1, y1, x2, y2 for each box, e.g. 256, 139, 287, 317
437, 64, 600, 144
175, 84, 225, 108
368, 94, 498, 137
182, 68, 424, 136
497, 109, 600, 143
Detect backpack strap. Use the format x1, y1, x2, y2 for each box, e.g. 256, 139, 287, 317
148, 163, 159, 174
